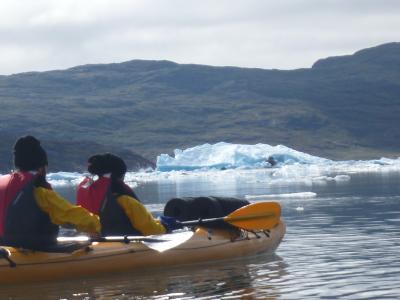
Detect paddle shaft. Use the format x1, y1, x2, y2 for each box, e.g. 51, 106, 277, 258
58, 236, 166, 243
181, 212, 276, 227
181, 218, 224, 227
58, 230, 194, 252
96, 236, 166, 243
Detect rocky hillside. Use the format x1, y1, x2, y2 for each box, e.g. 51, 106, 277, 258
0, 42, 399, 172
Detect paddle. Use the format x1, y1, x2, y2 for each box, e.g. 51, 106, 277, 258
181, 201, 281, 231
0, 247, 16, 268
58, 201, 281, 252
58, 231, 194, 253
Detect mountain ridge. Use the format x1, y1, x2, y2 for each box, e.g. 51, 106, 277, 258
0, 42, 399, 172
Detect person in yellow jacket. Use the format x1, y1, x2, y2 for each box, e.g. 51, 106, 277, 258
0, 136, 100, 250
76, 153, 182, 236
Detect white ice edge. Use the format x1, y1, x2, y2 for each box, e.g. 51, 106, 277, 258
3, 142, 397, 187
245, 192, 317, 200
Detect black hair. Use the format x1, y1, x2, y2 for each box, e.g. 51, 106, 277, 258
13, 135, 48, 171
87, 153, 127, 179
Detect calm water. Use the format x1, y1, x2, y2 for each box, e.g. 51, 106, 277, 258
1, 171, 400, 299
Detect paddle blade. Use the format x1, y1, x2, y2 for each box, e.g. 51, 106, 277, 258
142, 231, 194, 252
224, 201, 281, 230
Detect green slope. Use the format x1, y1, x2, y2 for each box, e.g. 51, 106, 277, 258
0, 42, 399, 172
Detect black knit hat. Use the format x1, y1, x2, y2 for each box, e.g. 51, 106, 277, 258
87, 153, 127, 179
13, 136, 48, 171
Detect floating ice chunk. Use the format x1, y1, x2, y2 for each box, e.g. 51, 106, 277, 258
296, 207, 305, 211
245, 192, 317, 200
156, 142, 330, 171
47, 172, 85, 187
334, 175, 351, 181
24, 144, 400, 188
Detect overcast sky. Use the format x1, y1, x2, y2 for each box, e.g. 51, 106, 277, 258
0, 0, 399, 75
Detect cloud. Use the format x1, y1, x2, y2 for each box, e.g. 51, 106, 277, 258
0, 0, 399, 74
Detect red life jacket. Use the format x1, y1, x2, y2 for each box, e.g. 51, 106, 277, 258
76, 176, 141, 236
76, 176, 111, 214
0, 172, 35, 236
0, 172, 58, 249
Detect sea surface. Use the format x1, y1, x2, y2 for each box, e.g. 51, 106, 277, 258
1, 169, 400, 299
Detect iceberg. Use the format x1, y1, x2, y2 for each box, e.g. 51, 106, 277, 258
15, 142, 398, 188
156, 142, 330, 171
46, 172, 85, 187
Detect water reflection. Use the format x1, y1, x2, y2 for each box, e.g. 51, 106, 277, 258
0, 253, 287, 299
1, 172, 399, 299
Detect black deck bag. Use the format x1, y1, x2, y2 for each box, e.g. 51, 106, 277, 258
163, 196, 249, 229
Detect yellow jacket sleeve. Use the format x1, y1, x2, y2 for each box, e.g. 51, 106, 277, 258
34, 187, 101, 234
117, 195, 166, 235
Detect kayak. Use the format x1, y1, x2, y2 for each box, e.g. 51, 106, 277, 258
0, 221, 285, 284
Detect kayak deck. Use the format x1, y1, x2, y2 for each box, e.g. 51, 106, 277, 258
0, 221, 285, 284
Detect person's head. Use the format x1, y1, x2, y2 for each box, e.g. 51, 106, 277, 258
13, 135, 48, 172
87, 153, 127, 180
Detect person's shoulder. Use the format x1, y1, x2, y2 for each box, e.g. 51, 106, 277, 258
116, 194, 141, 205
34, 186, 53, 194
0, 173, 12, 180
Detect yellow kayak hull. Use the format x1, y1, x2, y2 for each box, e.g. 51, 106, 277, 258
0, 221, 285, 284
